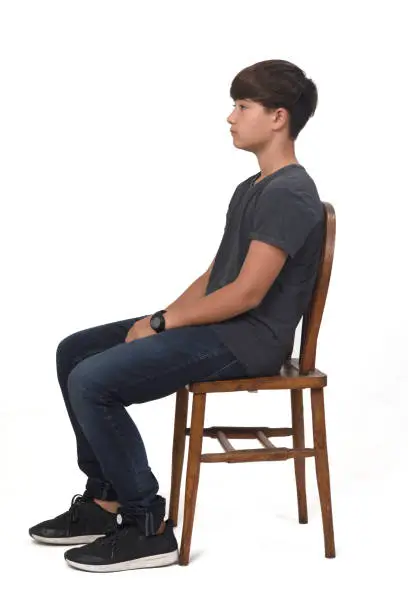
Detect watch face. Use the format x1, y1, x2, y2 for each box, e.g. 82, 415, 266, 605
151, 316, 160, 329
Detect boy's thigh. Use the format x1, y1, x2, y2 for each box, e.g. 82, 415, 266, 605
67, 323, 248, 406
56, 313, 149, 369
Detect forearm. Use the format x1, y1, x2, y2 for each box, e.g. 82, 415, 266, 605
164, 280, 257, 329
165, 274, 210, 313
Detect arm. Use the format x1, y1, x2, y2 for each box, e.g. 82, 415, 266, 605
164, 240, 288, 331
164, 279, 258, 330
164, 258, 215, 313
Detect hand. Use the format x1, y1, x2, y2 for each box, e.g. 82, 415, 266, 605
124, 316, 158, 343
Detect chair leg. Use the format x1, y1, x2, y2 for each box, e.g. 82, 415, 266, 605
310, 388, 336, 558
169, 386, 189, 526
179, 392, 206, 566
291, 389, 308, 524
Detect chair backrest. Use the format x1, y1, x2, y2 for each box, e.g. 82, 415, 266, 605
286, 201, 336, 375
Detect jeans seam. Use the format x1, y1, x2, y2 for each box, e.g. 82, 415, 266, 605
205, 357, 240, 379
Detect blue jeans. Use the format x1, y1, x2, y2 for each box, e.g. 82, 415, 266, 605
56, 314, 249, 531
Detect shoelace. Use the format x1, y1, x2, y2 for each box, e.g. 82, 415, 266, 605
91, 520, 133, 560
93, 510, 156, 559
67, 493, 92, 525
107, 525, 129, 560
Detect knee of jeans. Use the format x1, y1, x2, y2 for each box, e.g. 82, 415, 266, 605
56, 331, 77, 353
56, 334, 78, 372
67, 359, 99, 398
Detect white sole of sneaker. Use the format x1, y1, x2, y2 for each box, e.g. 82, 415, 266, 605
65, 549, 180, 572
30, 533, 106, 545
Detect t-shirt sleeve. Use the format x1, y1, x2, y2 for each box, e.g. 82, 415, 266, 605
248, 186, 321, 258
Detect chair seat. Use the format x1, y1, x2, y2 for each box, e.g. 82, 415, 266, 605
187, 357, 327, 393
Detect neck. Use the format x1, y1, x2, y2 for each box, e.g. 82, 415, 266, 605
255, 139, 299, 180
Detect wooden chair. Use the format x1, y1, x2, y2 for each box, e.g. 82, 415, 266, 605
169, 201, 336, 565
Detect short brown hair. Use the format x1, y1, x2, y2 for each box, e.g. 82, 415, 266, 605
229, 59, 318, 140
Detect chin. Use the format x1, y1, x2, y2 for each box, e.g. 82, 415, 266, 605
233, 140, 249, 151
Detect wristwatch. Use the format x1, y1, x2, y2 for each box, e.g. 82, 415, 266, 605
150, 309, 167, 333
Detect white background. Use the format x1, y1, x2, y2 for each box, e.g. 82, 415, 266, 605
1, 0, 407, 608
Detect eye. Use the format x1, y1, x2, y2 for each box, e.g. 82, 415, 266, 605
232, 104, 246, 110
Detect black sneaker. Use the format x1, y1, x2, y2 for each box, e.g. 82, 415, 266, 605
28, 492, 118, 545
64, 514, 179, 573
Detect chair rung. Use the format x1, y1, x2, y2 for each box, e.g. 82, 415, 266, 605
201, 448, 315, 463
185, 426, 293, 439
216, 430, 235, 452
255, 430, 276, 448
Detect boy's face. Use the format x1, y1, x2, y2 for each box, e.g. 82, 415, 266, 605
227, 98, 289, 151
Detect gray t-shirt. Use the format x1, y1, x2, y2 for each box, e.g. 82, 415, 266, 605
205, 163, 325, 377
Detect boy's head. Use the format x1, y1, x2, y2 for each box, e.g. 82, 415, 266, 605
227, 59, 318, 151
